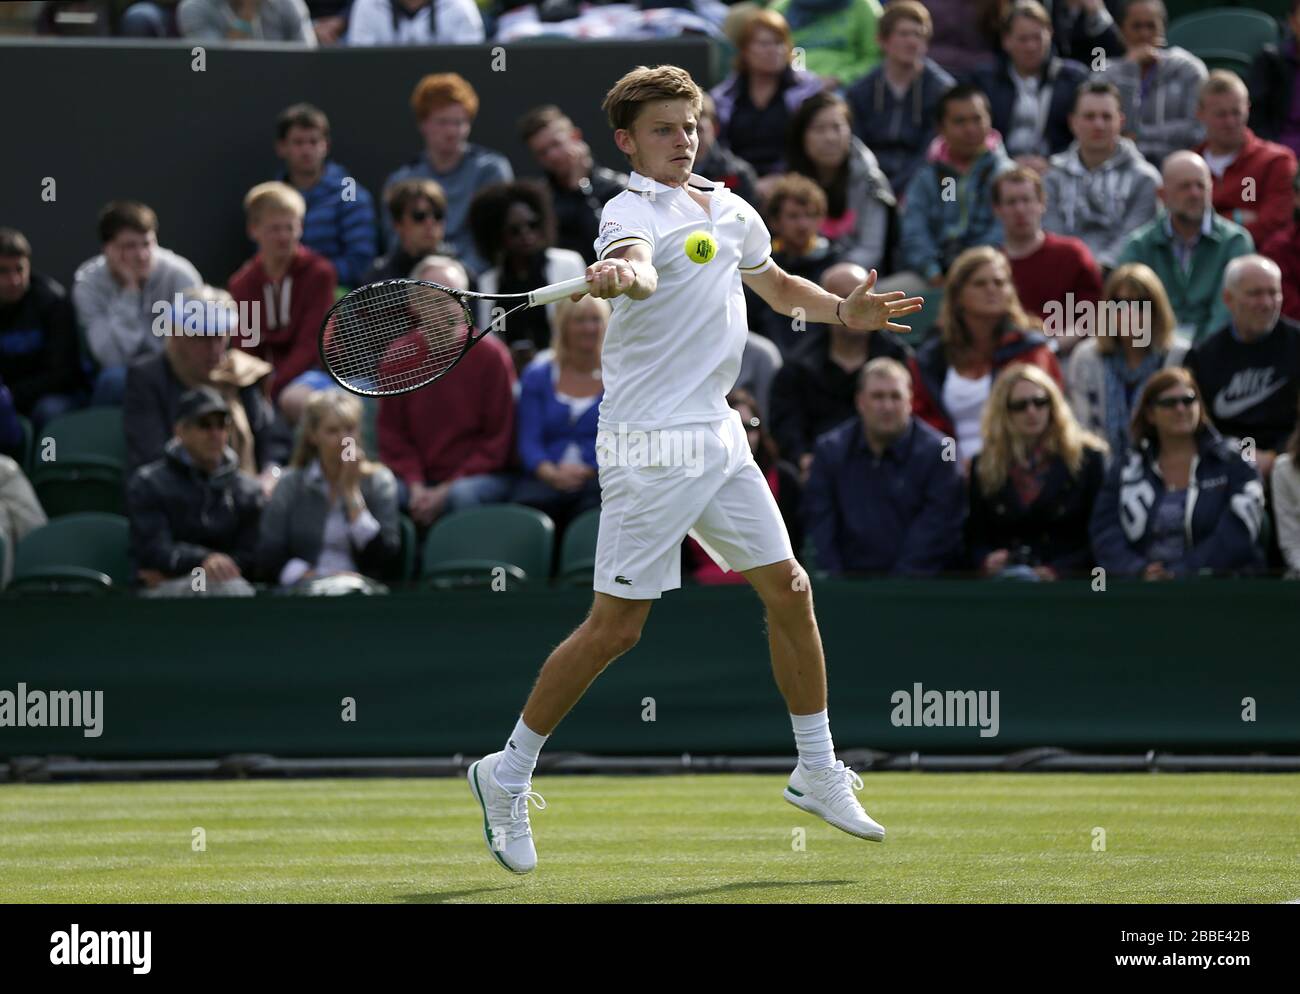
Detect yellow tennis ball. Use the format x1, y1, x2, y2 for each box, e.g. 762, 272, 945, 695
684, 230, 718, 264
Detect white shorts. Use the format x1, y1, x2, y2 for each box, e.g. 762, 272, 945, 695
593, 409, 795, 600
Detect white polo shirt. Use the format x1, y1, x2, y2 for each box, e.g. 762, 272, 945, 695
592, 170, 773, 430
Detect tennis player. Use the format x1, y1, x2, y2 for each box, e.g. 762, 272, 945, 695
469, 65, 922, 873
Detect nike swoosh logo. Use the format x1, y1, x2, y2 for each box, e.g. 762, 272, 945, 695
1213, 380, 1288, 420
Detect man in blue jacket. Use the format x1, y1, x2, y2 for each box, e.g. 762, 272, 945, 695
274, 103, 377, 289
803, 357, 964, 575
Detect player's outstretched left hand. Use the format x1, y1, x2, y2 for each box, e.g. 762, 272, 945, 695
840, 269, 924, 333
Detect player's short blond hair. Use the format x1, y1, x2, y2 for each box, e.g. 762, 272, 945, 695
243, 182, 306, 225
601, 65, 703, 134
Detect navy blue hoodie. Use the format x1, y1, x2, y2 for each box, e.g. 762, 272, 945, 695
1089, 428, 1266, 577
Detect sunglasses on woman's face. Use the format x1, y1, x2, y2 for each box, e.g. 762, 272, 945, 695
506, 219, 542, 236
1007, 395, 1050, 413
407, 209, 443, 223
1152, 393, 1198, 409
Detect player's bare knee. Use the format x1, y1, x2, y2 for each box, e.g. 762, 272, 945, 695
582, 616, 643, 660
763, 571, 814, 619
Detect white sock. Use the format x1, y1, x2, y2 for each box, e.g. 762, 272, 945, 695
791, 709, 836, 772
494, 717, 547, 792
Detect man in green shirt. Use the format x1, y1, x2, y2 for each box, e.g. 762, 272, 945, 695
1117, 150, 1253, 344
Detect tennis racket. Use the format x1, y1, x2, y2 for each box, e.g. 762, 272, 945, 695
318, 275, 591, 397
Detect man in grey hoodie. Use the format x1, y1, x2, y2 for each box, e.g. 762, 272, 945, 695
72, 201, 203, 406
1043, 80, 1161, 269
1093, 0, 1207, 166
177, 0, 317, 43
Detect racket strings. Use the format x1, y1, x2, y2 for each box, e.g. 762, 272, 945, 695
321, 282, 474, 395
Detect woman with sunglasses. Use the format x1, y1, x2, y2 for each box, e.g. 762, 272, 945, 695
1090, 367, 1267, 579
467, 181, 586, 369
1066, 262, 1188, 462
968, 363, 1108, 580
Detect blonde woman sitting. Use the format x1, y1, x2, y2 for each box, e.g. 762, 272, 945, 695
257, 390, 401, 591
968, 363, 1108, 580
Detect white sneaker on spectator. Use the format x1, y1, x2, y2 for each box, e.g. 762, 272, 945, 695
784, 760, 886, 842
467, 751, 546, 873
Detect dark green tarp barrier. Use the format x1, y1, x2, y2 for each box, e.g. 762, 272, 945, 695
1, 580, 1297, 758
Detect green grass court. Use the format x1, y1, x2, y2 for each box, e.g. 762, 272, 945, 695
2, 774, 1297, 903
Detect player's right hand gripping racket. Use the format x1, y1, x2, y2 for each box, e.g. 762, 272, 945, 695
318, 275, 591, 396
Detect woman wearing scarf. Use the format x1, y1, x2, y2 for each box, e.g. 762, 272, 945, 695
1065, 262, 1188, 463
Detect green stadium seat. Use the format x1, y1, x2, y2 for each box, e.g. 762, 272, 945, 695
421, 504, 555, 588
398, 513, 419, 582
29, 408, 127, 517
1167, 7, 1281, 63
1251, 0, 1294, 22
8, 512, 131, 594
1166, 0, 1246, 17
557, 507, 601, 583
15, 414, 34, 473
1194, 49, 1255, 74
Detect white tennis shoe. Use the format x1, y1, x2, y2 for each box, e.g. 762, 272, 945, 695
784, 760, 886, 842
467, 751, 547, 874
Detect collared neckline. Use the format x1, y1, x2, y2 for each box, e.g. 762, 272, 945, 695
627, 170, 717, 196
1162, 208, 1214, 242
853, 418, 914, 463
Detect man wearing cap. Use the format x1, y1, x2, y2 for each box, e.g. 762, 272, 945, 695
126, 386, 264, 597
124, 285, 291, 497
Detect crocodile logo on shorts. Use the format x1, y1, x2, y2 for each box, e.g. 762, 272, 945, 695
614, 575, 633, 585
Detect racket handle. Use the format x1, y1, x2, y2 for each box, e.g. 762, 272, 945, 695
528, 275, 592, 308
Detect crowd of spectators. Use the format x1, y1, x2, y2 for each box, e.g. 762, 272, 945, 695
5, 0, 1300, 591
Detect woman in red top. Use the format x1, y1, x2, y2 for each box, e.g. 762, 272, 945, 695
908, 245, 1062, 475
